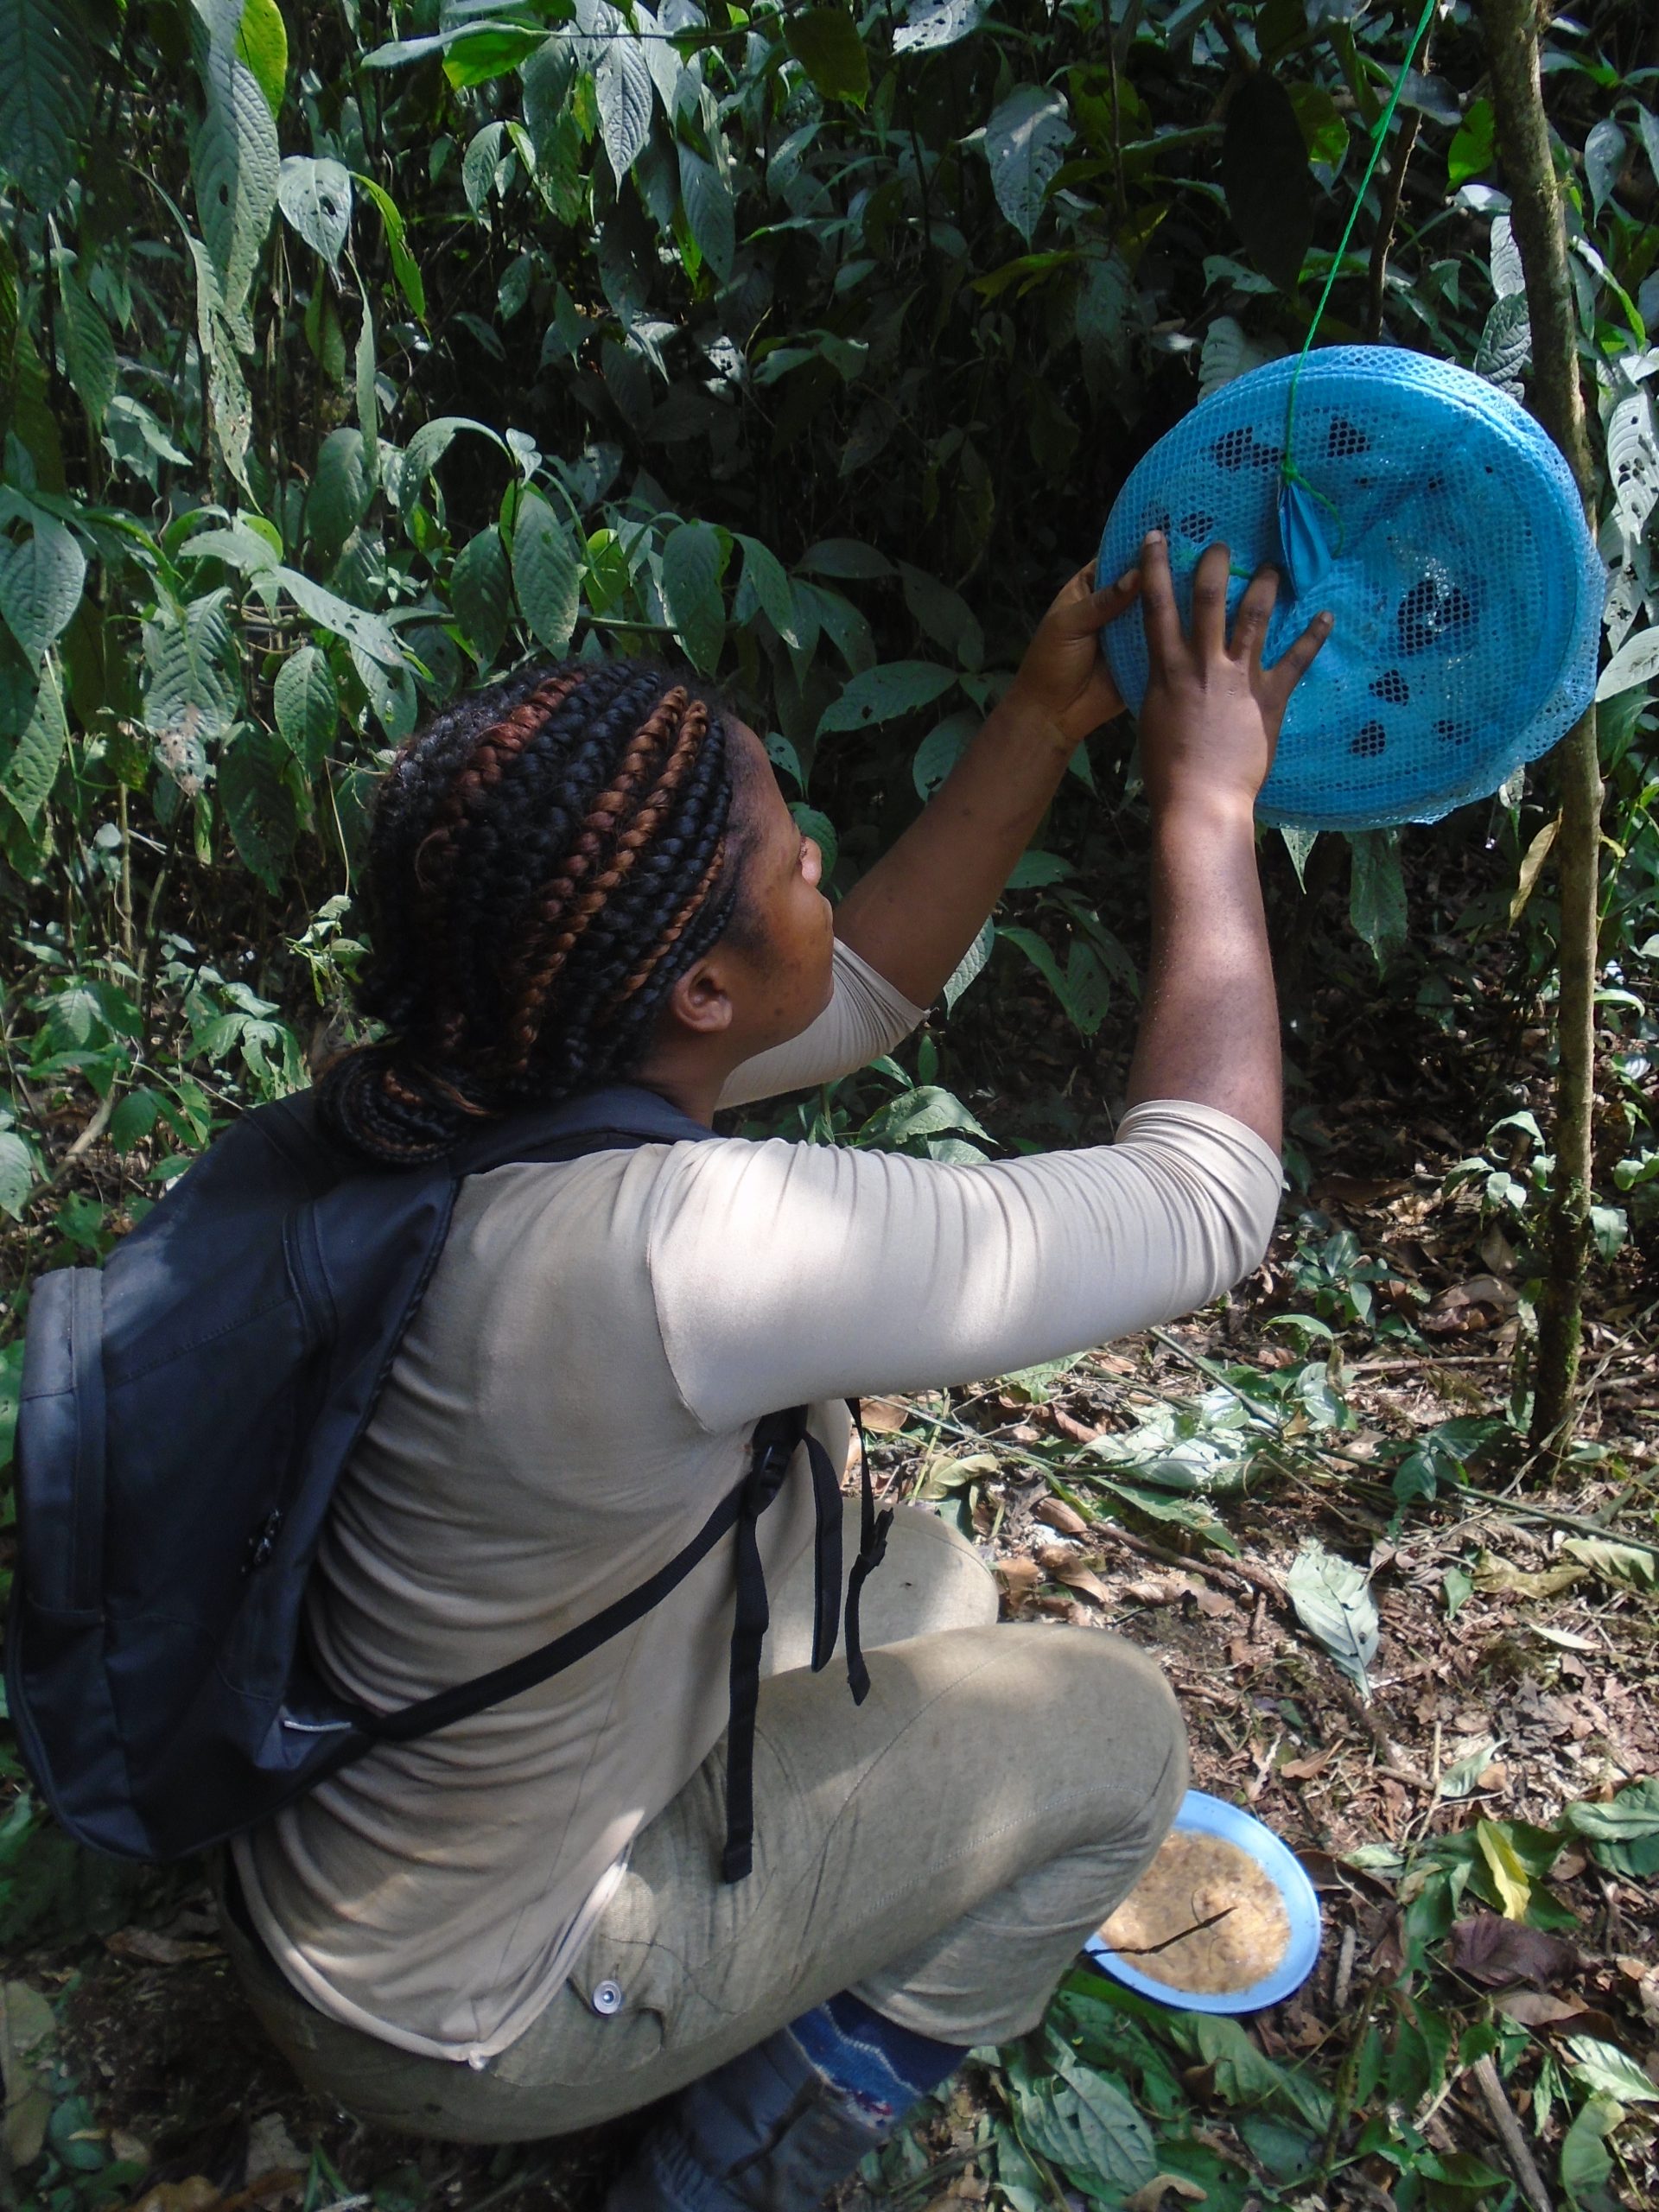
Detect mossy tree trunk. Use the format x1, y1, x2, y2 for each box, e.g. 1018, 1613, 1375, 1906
1478, 0, 1603, 1476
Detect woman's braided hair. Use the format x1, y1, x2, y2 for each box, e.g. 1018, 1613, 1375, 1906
319, 656, 750, 1166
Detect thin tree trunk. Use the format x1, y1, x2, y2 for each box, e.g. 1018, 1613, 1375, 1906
1478, 0, 1602, 1475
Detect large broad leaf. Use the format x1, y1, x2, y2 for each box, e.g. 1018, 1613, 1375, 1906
1222, 73, 1313, 292
397, 414, 504, 512
0, 505, 86, 659
1584, 118, 1625, 218
0, 0, 91, 212
191, 2, 282, 315
660, 519, 726, 675
59, 268, 117, 430
278, 156, 353, 265
679, 144, 734, 282
272, 645, 338, 771
143, 588, 236, 793
1287, 1540, 1379, 1695
1606, 388, 1659, 539
451, 524, 512, 664
237, 0, 288, 120
1559, 2096, 1620, 2209
817, 660, 955, 734
892, 0, 989, 54
512, 493, 582, 654
219, 724, 297, 894
735, 535, 798, 645
1595, 621, 1659, 702
307, 427, 373, 563
943, 917, 995, 1010
270, 567, 402, 668
1349, 828, 1407, 970
2, 655, 67, 821
576, 0, 655, 182
1474, 292, 1530, 398
983, 86, 1071, 245
785, 10, 869, 107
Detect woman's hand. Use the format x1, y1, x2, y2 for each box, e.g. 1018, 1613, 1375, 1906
1138, 532, 1332, 816
1002, 562, 1142, 750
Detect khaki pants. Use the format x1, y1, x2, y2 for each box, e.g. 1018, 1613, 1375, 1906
220, 1503, 1186, 2142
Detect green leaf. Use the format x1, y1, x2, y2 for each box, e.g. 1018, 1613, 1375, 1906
1348, 828, 1407, 969
1563, 2036, 1659, 2106
912, 709, 976, 798
2, 654, 67, 820
1560, 2095, 1620, 2207
512, 492, 582, 655
308, 426, 372, 563
1585, 118, 1625, 218
0, 1128, 37, 1217
1047, 2044, 1158, 2192
272, 645, 337, 770
660, 519, 726, 675
736, 536, 798, 645
944, 917, 995, 1010
397, 414, 503, 512
591, 16, 655, 181
451, 524, 512, 664
355, 175, 426, 321
109, 1087, 162, 1154
1475, 293, 1530, 395
983, 86, 1072, 244
1563, 1777, 1659, 1847
237, 0, 288, 121
1287, 1540, 1379, 1695
817, 660, 955, 734
0, 0, 91, 211
278, 155, 353, 265
1222, 73, 1313, 292
219, 723, 297, 893
897, 562, 983, 669
191, 0, 282, 315
999, 926, 1112, 1038
679, 144, 735, 282
798, 538, 893, 581
1447, 96, 1494, 189
270, 567, 402, 668
1287, 82, 1347, 169
355, 292, 379, 485
59, 267, 117, 431
784, 10, 869, 108
0, 505, 86, 659
1181, 2014, 1333, 2134
1560, 1535, 1656, 1590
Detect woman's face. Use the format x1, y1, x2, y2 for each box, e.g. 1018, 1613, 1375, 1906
721, 721, 837, 1051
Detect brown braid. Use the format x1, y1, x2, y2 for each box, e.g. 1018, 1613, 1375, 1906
317, 656, 750, 1167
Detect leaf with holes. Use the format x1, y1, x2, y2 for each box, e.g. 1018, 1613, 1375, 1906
1222, 73, 1313, 292
983, 86, 1071, 245
59, 269, 117, 430
273, 646, 338, 772
0, 0, 91, 211
279, 156, 353, 265
1606, 389, 1659, 539
817, 660, 955, 735
191, 6, 281, 314
1287, 1541, 1378, 1695
892, 0, 988, 54
219, 725, 298, 895
1474, 293, 1529, 397
512, 493, 582, 655
661, 519, 726, 674
785, 10, 869, 107
912, 709, 976, 799
0, 506, 86, 660
2, 656, 67, 821
1596, 621, 1659, 702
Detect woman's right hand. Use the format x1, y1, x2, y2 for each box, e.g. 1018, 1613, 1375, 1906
1136, 531, 1332, 817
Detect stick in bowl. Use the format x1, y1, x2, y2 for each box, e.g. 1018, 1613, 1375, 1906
1101, 1831, 1292, 1997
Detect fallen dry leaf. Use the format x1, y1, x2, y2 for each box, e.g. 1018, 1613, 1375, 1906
995, 1557, 1040, 1596
1050, 1407, 1107, 1446
1123, 2174, 1207, 2212
105, 1927, 222, 1967
1192, 1587, 1237, 1619
1054, 1562, 1111, 1605
1446, 1913, 1582, 1989
860, 1398, 909, 1433
110, 2129, 150, 2170
1496, 1992, 1592, 2028
1281, 1747, 1338, 1782
1471, 1552, 1587, 1601
1033, 1496, 1088, 1536
130, 2180, 219, 2212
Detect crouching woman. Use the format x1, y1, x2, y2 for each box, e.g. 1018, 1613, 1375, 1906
216, 534, 1329, 2209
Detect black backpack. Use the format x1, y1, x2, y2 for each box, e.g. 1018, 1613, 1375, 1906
5, 1082, 888, 1881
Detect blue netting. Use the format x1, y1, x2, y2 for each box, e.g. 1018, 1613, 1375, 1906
1096, 346, 1606, 832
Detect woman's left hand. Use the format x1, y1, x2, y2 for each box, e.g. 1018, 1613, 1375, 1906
1002, 563, 1141, 750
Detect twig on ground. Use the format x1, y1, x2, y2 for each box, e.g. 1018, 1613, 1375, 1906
1472, 2054, 1554, 2212
1333, 1924, 1357, 2014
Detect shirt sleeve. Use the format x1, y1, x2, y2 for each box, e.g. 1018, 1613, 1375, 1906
716, 938, 928, 1110
645, 1098, 1284, 1432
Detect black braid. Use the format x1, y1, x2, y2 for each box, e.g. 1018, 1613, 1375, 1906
319, 656, 751, 1166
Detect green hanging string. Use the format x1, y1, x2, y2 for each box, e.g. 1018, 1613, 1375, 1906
1280, 0, 1442, 525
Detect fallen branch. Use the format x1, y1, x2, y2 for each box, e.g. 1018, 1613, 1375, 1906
1472, 2052, 1554, 2212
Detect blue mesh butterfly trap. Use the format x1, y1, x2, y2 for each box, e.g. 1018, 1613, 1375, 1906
1096, 344, 1607, 834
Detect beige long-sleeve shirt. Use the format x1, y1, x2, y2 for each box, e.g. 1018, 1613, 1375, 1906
235, 941, 1282, 2063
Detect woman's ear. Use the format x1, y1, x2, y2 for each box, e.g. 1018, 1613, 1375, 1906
660, 951, 738, 1039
